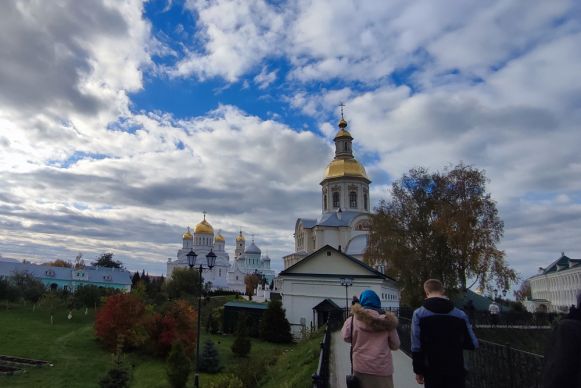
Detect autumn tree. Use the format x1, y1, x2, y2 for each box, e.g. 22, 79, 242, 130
95, 294, 149, 351
44, 259, 72, 268
514, 280, 532, 301
92, 253, 124, 269
148, 299, 197, 357
365, 163, 517, 306
244, 274, 260, 301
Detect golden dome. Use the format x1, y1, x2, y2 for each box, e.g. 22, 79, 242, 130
323, 158, 370, 181
182, 227, 193, 240
194, 218, 214, 234
338, 117, 348, 128
335, 128, 352, 138
215, 233, 225, 242
236, 231, 245, 242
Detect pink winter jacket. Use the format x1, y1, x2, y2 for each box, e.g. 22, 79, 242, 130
341, 304, 400, 376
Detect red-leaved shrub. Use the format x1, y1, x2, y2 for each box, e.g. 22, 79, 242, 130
95, 293, 149, 351
148, 299, 197, 357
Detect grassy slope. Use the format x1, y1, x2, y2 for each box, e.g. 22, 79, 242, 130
474, 327, 552, 355
0, 303, 298, 388
259, 333, 323, 388
0, 305, 111, 388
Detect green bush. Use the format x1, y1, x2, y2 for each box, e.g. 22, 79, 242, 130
207, 374, 244, 388
231, 317, 251, 357
98, 368, 130, 388
199, 339, 221, 373
260, 300, 293, 343
166, 342, 191, 388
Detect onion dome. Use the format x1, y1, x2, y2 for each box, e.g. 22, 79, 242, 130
323, 158, 369, 180
245, 241, 261, 254
335, 117, 352, 139
236, 231, 245, 242
215, 232, 225, 243
194, 215, 214, 234
182, 227, 193, 240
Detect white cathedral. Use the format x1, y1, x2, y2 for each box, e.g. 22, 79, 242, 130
166, 215, 275, 292
283, 113, 372, 269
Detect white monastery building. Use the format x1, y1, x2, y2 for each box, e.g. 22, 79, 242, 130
279, 245, 399, 332
227, 231, 275, 293
526, 253, 581, 313
278, 113, 400, 333
284, 113, 372, 269
167, 215, 274, 291
166, 215, 230, 289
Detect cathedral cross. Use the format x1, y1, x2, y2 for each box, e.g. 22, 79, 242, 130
339, 102, 346, 118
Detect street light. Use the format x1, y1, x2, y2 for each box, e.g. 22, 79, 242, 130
186, 250, 198, 269
340, 277, 353, 316
192, 249, 217, 388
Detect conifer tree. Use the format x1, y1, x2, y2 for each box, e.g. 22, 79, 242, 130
166, 342, 191, 388
231, 315, 251, 357
260, 299, 293, 343
199, 339, 221, 373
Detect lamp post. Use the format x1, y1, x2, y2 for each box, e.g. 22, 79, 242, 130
186, 249, 197, 270
187, 249, 216, 388
340, 277, 353, 318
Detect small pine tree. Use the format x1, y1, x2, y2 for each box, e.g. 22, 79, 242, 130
260, 299, 293, 343
199, 339, 221, 373
166, 342, 191, 388
231, 316, 251, 357
99, 336, 131, 388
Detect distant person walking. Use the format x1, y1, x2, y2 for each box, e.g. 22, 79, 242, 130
542, 291, 581, 388
412, 279, 479, 388
341, 289, 400, 388
488, 301, 500, 326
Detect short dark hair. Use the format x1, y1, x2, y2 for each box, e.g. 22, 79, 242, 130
424, 279, 444, 294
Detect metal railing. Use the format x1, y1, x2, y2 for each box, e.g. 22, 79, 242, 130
465, 339, 544, 388
397, 317, 544, 388
467, 311, 560, 328
312, 323, 332, 388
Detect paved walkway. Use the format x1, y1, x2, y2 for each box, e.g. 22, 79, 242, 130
330, 331, 419, 388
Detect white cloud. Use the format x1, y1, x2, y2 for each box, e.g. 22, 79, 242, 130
254, 66, 278, 89
172, 0, 288, 81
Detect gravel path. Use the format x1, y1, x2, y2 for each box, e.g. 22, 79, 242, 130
330, 331, 419, 388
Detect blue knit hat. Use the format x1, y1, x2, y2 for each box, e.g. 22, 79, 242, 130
359, 290, 381, 309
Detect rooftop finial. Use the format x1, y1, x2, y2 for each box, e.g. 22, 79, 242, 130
202, 210, 207, 221
338, 103, 347, 128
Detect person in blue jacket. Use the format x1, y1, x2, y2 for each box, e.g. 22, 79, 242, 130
411, 279, 478, 388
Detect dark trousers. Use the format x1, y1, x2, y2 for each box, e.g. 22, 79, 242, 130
425, 373, 465, 388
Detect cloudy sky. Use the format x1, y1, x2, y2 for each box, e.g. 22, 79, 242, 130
1, 0, 580, 280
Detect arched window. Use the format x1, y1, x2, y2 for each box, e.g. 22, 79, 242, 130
364, 193, 368, 210
332, 192, 340, 208
323, 194, 327, 210
349, 191, 357, 208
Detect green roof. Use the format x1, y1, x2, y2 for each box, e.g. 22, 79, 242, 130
224, 301, 268, 310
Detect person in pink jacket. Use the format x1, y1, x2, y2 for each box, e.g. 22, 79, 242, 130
341, 289, 400, 388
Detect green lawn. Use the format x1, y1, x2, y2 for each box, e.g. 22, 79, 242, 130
0, 303, 316, 388
474, 327, 552, 355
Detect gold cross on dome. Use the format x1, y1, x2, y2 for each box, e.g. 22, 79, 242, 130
339, 102, 346, 118
202, 210, 207, 220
